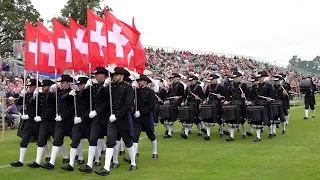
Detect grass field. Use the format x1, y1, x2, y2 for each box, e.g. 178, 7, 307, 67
0, 98, 320, 180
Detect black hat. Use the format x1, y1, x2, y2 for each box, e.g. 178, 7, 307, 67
77, 76, 89, 84
26, 79, 40, 86
257, 71, 268, 77
111, 67, 130, 76
137, 75, 152, 83
250, 76, 258, 82
188, 75, 198, 81
41, 79, 54, 87
168, 73, 181, 79
57, 74, 73, 82
123, 76, 133, 83
208, 74, 219, 80
232, 71, 242, 78
279, 73, 286, 78
273, 75, 283, 81
92, 67, 109, 75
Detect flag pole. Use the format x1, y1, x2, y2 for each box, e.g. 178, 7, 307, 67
22, 19, 28, 117
89, 63, 92, 111
35, 71, 39, 116
105, 9, 113, 114
72, 70, 77, 117
55, 68, 58, 116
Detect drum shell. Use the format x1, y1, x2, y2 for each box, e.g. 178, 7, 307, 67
222, 105, 238, 121
299, 79, 312, 91
199, 104, 213, 119
178, 106, 191, 120
247, 106, 264, 122
271, 102, 281, 117
159, 105, 171, 119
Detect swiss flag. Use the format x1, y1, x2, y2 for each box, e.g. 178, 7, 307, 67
38, 23, 62, 74
69, 17, 90, 72
131, 17, 146, 74
87, 9, 107, 65
53, 18, 73, 70
104, 10, 141, 67
24, 21, 38, 71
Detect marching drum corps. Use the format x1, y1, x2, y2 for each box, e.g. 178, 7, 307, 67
9, 67, 317, 176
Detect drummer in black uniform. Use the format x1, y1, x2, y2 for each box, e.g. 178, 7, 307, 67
246, 75, 259, 137
10, 79, 42, 167
79, 67, 110, 173
271, 75, 287, 135
28, 79, 55, 168
279, 73, 291, 126
203, 74, 224, 140
303, 76, 317, 119
163, 73, 185, 138
62, 76, 90, 171
42, 75, 75, 170
156, 80, 169, 134
223, 72, 248, 141
95, 67, 137, 176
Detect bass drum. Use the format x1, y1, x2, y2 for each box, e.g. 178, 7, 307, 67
299, 79, 312, 91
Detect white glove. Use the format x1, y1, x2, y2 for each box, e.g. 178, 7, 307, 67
132, 81, 138, 88
85, 79, 92, 89
89, 110, 97, 118
55, 115, 62, 121
74, 117, 82, 124
33, 88, 39, 96
21, 114, 29, 120
20, 89, 26, 97
109, 114, 117, 122
50, 84, 57, 93
134, 111, 140, 118
69, 89, 76, 96
103, 78, 111, 87
34, 116, 42, 122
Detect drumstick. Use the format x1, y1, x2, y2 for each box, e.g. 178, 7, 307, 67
210, 92, 225, 98
258, 95, 275, 101
155, 94, 164, 103
281, 85, 289, 96
189, 91, 201, 100
239, 86, 246, 99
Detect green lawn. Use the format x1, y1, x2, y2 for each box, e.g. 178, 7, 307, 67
0, 98, 320, 180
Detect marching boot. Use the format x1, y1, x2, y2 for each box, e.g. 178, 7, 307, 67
254, 138, 261, 142
41, 162, 54, 170
10, 161, 23, 167
204, 136, 211, 140
152, 154, 159, 159
111, 162, 120, 169
226, 137, 234, 141
78, 165, 93, 173
27, 161, 41, 168
61, 164, 74, 171
129, 165, 138, 171
94, 168, 110, 176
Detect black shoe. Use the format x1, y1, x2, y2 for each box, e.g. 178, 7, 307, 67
101, 150, 105, 155
223, 130, 230, 135
164, 130, 168, 135
180, 133, 188, 139
246, 132, 253, 136
62, 158, 69, 164
219, 134, 224, 137
242, 135, 246, 139
27, 161, 41, 168
78, 165, 93, 173
304, 117, 308, 120
10, 161, 23, 167
124, 157, 131, 163
268, 134, 273, 139
163, 134, 172, 138
201, 129, 207, 134
94, 168, 110, 176
93, 162, 101, 167
254, 138, 261, 142
76, 159, 85, 165
152, 154, 159, 159
61, 164, 74, 171
204, 136, 211, 140
312, 116, 315, 118
282, 130, 286, 134
41, 162, 54, 170
111, 162, 120, 169
45, 157, 50, 163
226, 137, 234, 141
129, 165, 137, 171
75, 155, 78, 160
276, 124, 279, 128
273, 133, 276, 137
119, 151, 125, 156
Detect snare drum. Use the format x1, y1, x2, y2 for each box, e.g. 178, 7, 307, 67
271, 102, 281, 117
246, 106, 264, 122
222, 105, 238, 121
199, 104, 213, 119
178, 106, 191, 120
159, 105, 171, 119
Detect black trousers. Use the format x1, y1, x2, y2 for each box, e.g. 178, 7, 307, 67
70, 122, 90, 148
52, 121, 73, 147
305, 96, 315, 110
37, 120, 55, 147
133, 117, 156, 143
106, 118, 133, 148
89, 115, 107, 146
20, 119, 40, 148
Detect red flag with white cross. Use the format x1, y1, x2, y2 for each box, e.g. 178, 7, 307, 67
24, 21, 38, 71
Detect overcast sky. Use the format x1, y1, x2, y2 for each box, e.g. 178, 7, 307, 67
31, 0, 320, 66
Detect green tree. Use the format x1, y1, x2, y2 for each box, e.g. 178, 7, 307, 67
50, 0, 112, 27
0, 0, 40, 58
